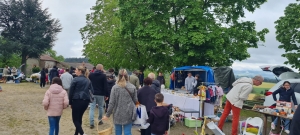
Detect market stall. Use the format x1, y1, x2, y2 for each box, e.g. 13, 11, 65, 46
169, 66, 214, 90
161, 89, 214, 117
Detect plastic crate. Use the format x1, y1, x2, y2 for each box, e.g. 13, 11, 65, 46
184, 118, 202, 128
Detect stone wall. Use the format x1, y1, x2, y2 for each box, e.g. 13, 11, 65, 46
26, 58, 39, 75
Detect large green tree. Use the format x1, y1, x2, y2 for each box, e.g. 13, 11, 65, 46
119, 0, 269, 68
80, 0, 165, 71
0, 0, 62, 72
275, 3, 300, 69
0, 36, 21, 67
81, 0, 269, 71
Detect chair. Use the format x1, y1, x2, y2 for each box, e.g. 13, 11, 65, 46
243, 117, 263, 135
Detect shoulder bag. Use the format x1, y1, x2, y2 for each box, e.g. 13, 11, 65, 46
124, 87, 138, 121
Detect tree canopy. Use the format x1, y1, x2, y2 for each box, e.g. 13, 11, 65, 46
275, 3, 300, 70
81, 0, 269, 71
0, 0, 62, 72
45, 49, 65, 62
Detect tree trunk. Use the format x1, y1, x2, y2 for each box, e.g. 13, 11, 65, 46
21, 55, 27, 75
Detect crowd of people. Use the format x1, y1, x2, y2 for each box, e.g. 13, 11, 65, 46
42, 64, 170, 135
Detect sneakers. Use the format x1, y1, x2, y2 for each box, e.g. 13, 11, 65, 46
98, 120, 103, 125
285, 130, 290, 134
271, 122, 275, 130
90, 125, 94, 129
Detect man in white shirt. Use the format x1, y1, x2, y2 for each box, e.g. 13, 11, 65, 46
60, 68, 73, 93
185, 72, 195, 94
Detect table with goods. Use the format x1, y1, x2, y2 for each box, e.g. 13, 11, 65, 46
249, 102, 294, 135
161, 83, 226, 135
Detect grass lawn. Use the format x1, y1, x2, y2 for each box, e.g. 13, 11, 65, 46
1, 82, 284, 135
252, 82, 275, 95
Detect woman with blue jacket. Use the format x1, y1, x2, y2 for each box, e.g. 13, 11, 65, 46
271, 81, 298, 134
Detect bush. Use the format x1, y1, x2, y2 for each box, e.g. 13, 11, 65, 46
32, 67, 40, 73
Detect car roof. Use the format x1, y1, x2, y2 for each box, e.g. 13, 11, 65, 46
278, 79, 300, 82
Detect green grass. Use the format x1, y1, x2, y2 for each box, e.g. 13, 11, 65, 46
253, 82, 275, 88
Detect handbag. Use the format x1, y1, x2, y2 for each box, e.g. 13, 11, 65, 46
124, 87, 138, 121
89, 82, 94, 103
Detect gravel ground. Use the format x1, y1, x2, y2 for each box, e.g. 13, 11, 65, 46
0, 83, 285, 135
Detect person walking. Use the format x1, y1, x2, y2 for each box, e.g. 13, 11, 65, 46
40, 68, 46, 88
102, 69, 137, 135
218, 75, 264, 135
105, 75, 115, 113
88, 64, 108, 129
138, 77, 157, 135
42, 77, 69, 135
139, 71, 144, 87
147, 93, 169, 135
49, 66, 59, 84
129, 70, 140, 90
148, 73, 160, 93
156, 72, 165, 87
60, 68, 73, 93
69, 66, 93, 135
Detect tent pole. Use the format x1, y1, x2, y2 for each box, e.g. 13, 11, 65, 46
173, 71, 175, 90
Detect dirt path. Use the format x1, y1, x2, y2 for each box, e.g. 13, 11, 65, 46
0, 83, 274, 135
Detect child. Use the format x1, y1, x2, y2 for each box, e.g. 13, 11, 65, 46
147, 93, 169, 135
42, 77, 69, 135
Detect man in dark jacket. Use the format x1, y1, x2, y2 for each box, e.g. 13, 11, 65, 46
105, 75, 115, 112
138, 77, 157, 135
148, 72, 161, 93
156, 72, 165, 86
88, 64, 108, 129
290, 105, 300, 135
49, 66, 59, 84
139, 71, 144, 87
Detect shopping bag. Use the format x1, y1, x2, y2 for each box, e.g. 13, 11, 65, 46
132, 105, 150, 129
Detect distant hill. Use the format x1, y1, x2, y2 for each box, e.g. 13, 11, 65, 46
64, 58, 89, 63
233, 69, 278, 83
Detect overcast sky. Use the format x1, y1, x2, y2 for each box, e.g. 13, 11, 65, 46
41, 0, 297, 71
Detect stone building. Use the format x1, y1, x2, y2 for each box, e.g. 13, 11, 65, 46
26, 55, 67, 74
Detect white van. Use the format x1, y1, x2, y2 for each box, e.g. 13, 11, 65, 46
260, 65, 300, 107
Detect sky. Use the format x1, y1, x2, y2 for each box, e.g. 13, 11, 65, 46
41, 0, 298, 71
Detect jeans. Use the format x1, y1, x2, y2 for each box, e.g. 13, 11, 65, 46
115, 123, 132, 135
218, 100, 240, 135
48, 116, 61, 135
89, 95, 104, 126
72, 99, 89, 135
273, 117, 290, 130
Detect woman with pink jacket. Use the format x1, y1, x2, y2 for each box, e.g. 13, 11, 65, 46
42, 77, 69, 135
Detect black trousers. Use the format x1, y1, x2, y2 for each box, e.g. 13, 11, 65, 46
40, 77, 45, 87
72, 99, 89, 135
141, 112, 152, 135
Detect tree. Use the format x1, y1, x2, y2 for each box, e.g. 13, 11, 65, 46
275, 3, 300, 70
119, 0, 269, 69
0, 0, 62, 73
0, 36, 21, 67
80, 0, 171, 72
45, 49, 65, 62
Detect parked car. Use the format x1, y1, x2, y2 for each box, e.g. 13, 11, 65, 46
260, 65, 300, 108
0, 68, 3, 79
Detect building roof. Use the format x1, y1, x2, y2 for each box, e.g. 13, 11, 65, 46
40, 55, 57, 61
63, 62, 94, 70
